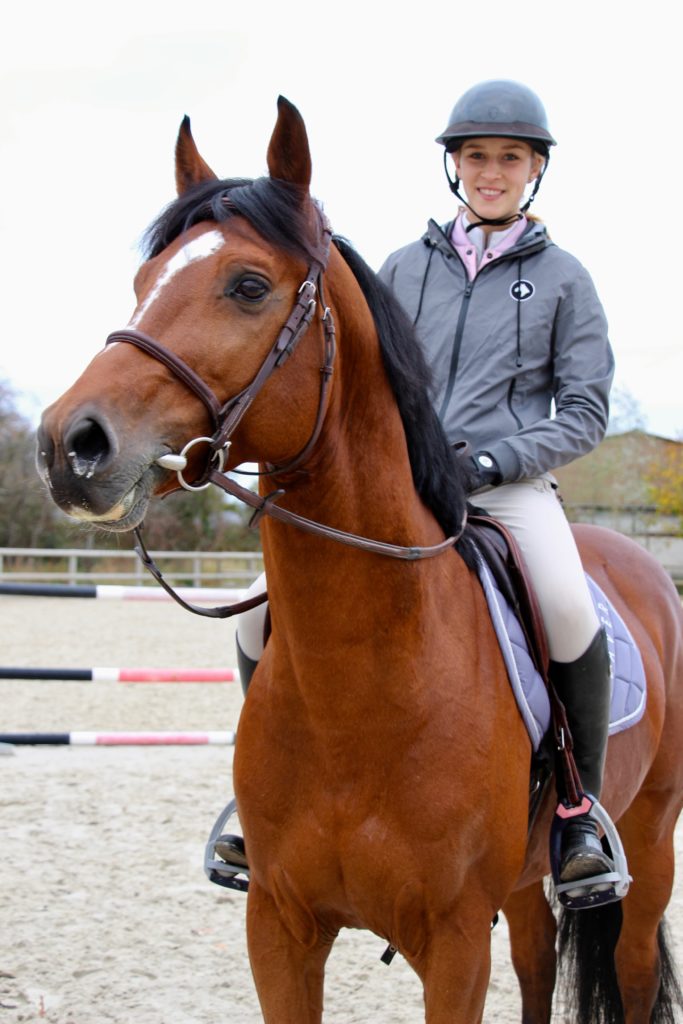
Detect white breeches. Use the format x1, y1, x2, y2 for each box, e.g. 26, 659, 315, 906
236, 475, 599, 667
474, 475, 599, 663
236, 571, 269, 661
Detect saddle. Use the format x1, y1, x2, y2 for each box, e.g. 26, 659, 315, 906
467, 513, 549, 682
466, 513, 560, 828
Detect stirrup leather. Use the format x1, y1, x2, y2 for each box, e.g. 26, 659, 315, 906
550, 793, 630, 909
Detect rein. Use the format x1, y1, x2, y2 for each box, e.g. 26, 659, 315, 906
206, 470, 463, 560
132, 472, 463, 619
109, 207, 465, 619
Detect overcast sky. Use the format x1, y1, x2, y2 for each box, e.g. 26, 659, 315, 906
2, 0, 681, 438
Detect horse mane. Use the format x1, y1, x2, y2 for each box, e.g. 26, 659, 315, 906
331, 237, 474, 561
142, 178, 474, 563
142, 176, 316, 263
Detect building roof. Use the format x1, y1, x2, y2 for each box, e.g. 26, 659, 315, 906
553, 430, 682, 509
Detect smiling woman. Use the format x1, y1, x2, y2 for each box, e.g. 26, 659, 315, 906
453, 138, 544, 226
378, 79, 624, 895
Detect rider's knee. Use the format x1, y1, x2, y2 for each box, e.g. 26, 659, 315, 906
235, 571, 268, 693
542, 597, 600, 664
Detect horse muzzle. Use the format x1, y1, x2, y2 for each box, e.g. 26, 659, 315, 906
37, 405, 166, 530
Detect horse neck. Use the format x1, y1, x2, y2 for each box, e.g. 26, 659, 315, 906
258, 306, 463, 645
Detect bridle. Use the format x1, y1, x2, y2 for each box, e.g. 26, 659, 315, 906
105, 205, 465, 619
107, 214, 337, 489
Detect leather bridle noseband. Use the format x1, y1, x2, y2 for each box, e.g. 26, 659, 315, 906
105, 206, 464, 618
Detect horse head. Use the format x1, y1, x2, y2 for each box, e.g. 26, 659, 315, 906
37, 98, 339, 532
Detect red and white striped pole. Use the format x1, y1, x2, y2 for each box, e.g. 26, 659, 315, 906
0, 730, 236, 746
0, 667, 238, 683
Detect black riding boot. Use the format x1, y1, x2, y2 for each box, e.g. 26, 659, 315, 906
550, 627, 615, 883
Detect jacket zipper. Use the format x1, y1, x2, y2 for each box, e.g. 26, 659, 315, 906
432, 230, 546, 425
437, 278, 473, 422
506, 379, 524, 429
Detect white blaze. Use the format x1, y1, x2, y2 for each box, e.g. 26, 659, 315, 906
126, 228, 226, 331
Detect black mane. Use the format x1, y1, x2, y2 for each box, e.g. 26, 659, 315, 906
142, 176, 317, 264
142, 177, 473, 560
332, 237, 473, 560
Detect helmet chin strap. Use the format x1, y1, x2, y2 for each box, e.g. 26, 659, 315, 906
442, 150, 549, 231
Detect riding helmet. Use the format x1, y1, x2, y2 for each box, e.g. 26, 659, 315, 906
436, 80, 557, 155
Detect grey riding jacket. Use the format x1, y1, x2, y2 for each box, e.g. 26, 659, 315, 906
378, 218, 614, 482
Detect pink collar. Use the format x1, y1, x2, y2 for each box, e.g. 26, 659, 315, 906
450, 211, 528, 281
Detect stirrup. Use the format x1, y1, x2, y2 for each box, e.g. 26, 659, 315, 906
204, 796, 250, 892
549, 793, 630, 910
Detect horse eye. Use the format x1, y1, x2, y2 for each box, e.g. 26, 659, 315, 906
228, 276, 269, 303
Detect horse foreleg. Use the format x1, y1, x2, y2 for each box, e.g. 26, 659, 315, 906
502, 882, 557, 1024
410, 913, 493, 1023
245, 879, 336, 1024
614, 790, 682, 1023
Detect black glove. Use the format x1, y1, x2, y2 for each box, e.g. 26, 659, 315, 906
465, 451, 502, 494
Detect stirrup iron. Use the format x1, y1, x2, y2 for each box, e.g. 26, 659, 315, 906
204, 797, 250, 892
550, 793, 630, 909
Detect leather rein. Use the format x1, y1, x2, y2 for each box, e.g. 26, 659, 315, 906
106, 208, 464, 619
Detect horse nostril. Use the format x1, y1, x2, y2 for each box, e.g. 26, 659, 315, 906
63, 416, 114, 478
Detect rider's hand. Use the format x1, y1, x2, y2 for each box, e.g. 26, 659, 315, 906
465, 451, 502, 493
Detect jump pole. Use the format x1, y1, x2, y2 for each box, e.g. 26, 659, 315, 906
0, 666, 238, 683
0, 582, 247, 602
0, 731, 236, 746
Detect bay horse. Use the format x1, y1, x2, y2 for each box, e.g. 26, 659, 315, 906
37, 97, 683, 1023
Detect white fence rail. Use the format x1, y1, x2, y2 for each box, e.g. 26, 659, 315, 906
1, 536, 680, 590
0, 548, 264, 588
630, 536, 683, 586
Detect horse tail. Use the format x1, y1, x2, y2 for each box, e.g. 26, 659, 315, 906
557, 904, 683, 1024
557, 901, 623, 1023
653, 919, 683, 1024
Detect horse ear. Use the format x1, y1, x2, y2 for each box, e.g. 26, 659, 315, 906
266, 96, 312, 191
175, 116, 219, 195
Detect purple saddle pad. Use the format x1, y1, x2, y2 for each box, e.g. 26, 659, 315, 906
476, 555, 647, 751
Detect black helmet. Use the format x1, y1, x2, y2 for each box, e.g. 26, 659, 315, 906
436, 79, 555, 226
436, 79, 557, 155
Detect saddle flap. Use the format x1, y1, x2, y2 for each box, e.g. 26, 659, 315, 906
468, 514, 549, 679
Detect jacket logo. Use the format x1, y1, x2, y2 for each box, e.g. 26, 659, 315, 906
510, 279, 535, 302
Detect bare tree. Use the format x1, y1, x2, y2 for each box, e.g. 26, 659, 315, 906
0, 379, 255, 551
0, 381, 64, 547
607, 386, 648, 435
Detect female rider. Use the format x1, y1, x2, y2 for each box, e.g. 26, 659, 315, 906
378, 79, 616, 894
